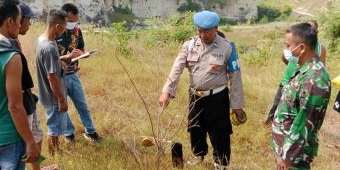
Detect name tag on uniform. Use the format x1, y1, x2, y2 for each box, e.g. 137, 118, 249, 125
227, 42, 241, 71
208, 54, 224, 74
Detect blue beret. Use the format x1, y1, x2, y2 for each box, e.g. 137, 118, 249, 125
19, 2, 36, 18
193, 11, 220, 29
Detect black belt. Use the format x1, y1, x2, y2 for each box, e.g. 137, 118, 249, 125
190, 85, 227, 97
65, 72, 76, 75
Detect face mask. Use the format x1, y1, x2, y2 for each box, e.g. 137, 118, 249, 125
283, 45, 301, 63
66, 22, 77, 30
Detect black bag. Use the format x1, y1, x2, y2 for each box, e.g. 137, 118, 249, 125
23, 89, 38, 115
333, 90, 340, 113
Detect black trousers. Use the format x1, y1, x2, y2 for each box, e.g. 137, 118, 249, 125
187, 88, 232, 165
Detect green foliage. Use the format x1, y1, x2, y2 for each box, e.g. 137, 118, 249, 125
108, 5, 136, 23
220, 25, 232, 33
143, 12, 195, 47
256, 4, 281, 23
111, 21, 135, 58
242, 32, 282, 66
263, 30, 285, 41
319, 3, 340, 54
220, 18, 239, 26
177, 0, 202, 13
255, 2, 292, 24
113, 5, 133, 15
237, 44, 247, 54
281, 5, 293, 17
244, 46, 272, 66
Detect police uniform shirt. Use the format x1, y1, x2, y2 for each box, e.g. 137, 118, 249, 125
162, 35, 244, 109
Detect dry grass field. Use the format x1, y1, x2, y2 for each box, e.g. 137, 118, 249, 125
19, 18, 340, 170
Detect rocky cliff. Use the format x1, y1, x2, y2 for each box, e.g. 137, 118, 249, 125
23, 0, 257, 24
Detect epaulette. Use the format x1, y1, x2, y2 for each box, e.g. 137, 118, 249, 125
187, 36, 198, 52
185, 36, 196, 42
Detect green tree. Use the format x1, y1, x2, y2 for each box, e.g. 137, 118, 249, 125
111, 21, 134, 58
255, 0, 292, 24
281, 5, 292, 17
256, 4, 281, 22
177, 0, 202, 13
320, 3, 340, 54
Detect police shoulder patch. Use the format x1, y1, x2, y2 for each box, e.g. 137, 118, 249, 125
227, 41, 241, 71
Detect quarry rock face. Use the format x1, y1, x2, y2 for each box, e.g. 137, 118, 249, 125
23, 0, 257, 24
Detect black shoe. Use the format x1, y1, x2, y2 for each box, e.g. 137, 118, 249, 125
83, 132, 101, 142
65, 134, 75, 143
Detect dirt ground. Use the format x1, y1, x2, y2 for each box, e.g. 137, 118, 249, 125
320, 107, 340, 149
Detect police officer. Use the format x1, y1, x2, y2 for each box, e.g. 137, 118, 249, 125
159, 11, 244, 169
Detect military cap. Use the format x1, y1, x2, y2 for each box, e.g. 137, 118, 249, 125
193, 10, 220, 29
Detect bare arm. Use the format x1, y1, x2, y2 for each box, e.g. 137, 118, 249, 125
5, 54, 40, 163
59, 49, 84, 62
47, 73, 67, 112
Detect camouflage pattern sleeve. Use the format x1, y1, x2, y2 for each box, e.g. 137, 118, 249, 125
272, 61, 331, 164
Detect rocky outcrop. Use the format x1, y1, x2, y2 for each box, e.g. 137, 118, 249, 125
23, 0, 257, 24
112, 0, 257, 21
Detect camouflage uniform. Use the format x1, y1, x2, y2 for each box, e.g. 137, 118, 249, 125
272, 57, 331, 169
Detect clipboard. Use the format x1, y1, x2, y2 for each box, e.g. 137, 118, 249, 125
71, 50, 97, 62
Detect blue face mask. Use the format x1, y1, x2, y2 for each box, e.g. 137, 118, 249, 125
283, 45, 301, 63
66, 22, 77, 30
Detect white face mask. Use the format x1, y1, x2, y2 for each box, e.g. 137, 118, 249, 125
66, 22, 77, 30
283, 45, 301, 63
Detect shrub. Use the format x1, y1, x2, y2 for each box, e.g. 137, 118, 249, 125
254, 2, 292, 24
143, 12, 196, 47
113, 5, 133, 15
256, 4, 281, 23
281, 5, 292, 17
108, 5, 136, 23
220, 18, 239, 26
242, 37, 282, 67
220, 25, 232, 33
111, 21, 134, 58
319, 3, 340, 54
177, 0, 202, 13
